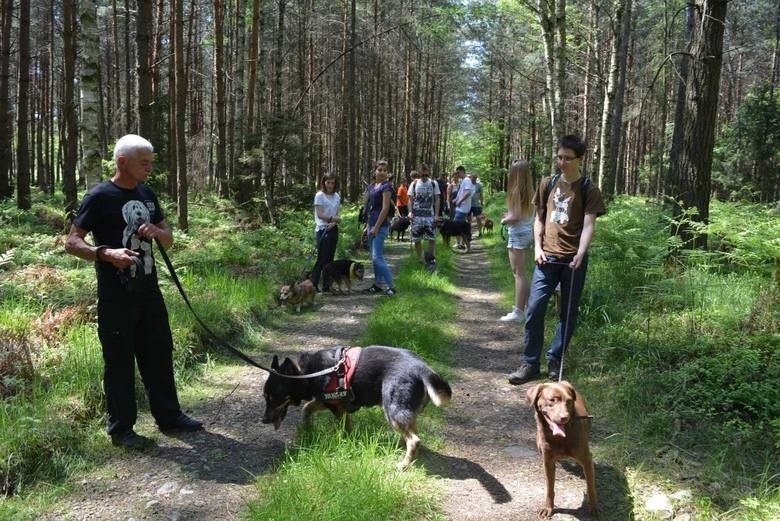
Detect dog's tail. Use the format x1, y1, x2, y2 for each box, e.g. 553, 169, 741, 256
425, 372, 452, 407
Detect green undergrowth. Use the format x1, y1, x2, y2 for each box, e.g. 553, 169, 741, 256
483, 193, 779, 519
245, 243, 458, 520
0, 189, 363, 516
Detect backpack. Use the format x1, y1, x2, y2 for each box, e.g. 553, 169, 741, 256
544, 173, 591, 216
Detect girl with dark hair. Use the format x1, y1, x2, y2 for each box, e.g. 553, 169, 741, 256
363, 160, 396, 296
311, 173, 341, 292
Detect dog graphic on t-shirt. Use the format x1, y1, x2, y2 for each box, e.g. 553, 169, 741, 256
550, 187, 571, 225
121, 200, 154, 277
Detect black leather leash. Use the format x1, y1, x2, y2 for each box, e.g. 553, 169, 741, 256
153, 238, 340, 380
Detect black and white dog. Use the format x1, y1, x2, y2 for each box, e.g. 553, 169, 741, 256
262, 345, 452, 468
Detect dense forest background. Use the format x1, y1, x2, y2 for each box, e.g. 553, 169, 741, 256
0, 0, 777, 230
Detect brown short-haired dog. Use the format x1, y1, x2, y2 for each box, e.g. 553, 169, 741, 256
526, 381, 598, 518
279, 279, 316, 312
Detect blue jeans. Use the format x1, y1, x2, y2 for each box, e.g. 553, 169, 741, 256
454, 210, 469, 222
368, 224, 394, 288
523, 255, 589, 366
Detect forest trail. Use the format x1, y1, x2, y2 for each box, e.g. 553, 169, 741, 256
41, 238, 598, 520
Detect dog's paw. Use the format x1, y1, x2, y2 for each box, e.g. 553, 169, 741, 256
539, 506, 554, 518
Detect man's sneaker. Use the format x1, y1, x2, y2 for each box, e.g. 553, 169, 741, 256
507, 363, 541, 385
384, 287, 397, 296
499, 310, 523, 322
111, 430, 154, 450
159, 413, 204, 433
548, 359, 561, 381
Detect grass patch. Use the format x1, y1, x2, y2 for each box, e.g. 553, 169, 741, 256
248, 418, 444, 521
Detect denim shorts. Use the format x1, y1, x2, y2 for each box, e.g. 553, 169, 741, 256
507, 220, 533, 249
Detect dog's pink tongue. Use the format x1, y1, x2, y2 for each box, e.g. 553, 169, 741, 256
546, 417, 567, 437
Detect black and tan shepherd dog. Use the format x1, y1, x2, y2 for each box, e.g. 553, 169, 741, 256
262, 345, 452, 469
323, 259, 364, 294
436, 219, 472, 252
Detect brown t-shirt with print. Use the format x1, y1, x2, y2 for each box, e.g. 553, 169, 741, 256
533, 175, 607, 258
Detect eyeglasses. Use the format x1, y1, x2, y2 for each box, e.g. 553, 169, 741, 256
556, 155, 578, 162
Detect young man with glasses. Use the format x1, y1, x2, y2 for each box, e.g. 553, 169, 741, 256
507, 135, 606, 385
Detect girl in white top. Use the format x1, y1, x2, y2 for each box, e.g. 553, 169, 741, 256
311, 173, 341, 292
500, 159, 535, 321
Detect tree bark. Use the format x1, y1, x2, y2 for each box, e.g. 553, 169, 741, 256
80, 0, 103, 189
174, 0, 188, 230
537, 0, 566, 175
213, 0, 228, 196
669, 0, 728, 249
0, 0, 13, 198
62, 0, 78, 216
137, 0, 155, 143
16, 0, 31, 210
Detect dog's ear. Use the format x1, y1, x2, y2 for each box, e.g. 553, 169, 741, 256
558, 380, 577, 402
271, 355, 280, 370
279, 357, 302, 375
526, 383, 543, 407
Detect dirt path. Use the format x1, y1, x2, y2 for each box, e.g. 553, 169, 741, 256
42, 239, 598, 520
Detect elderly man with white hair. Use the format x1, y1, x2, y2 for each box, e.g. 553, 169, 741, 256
66, 134, 202, 449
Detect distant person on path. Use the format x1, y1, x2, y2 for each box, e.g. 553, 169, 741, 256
446, 168, 462, 218
408, 163, 441, 268
363, 160, 397, 296
499, 159, 535, 322
311, 172, 341, 293
469, 174, 484, 236
435, 172, 448, 217
452, 167, 474, 249
396, 177, 410, 217
65, 134, 203, 450
508, 135, 606, 384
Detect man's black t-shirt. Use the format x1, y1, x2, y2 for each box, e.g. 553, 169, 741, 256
73, 181, 164, 298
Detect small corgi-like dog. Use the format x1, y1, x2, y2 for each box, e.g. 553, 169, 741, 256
279, 279, 316, 312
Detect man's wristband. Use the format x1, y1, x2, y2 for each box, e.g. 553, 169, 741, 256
95, 245, 108, 262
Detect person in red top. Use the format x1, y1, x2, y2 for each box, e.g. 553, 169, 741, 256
396, 178, 410, 217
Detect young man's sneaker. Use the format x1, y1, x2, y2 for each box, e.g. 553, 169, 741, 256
363, 284, 383, 294
548, 359, 561, 381
499, 310, 523, 322
111, 430, 154, 450
384, 287, 397, 296
507, 363, 541, 385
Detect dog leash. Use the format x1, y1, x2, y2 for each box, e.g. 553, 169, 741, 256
544, 259, 579, 383
153, 238, 341, 380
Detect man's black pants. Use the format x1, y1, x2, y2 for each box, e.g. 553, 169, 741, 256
97, 291, 182, 434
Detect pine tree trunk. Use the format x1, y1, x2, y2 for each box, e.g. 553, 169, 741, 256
0, 0, 13, 198
62, 0, 78, 216
597, 0, 627, 199
137, 0, 154, 143
669, 0, 728, 249
80, 0, 103, 189
213, 0, 228, 196
174, 0, 188, 230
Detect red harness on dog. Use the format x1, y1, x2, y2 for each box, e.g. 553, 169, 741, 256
321, 347, 361, 403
